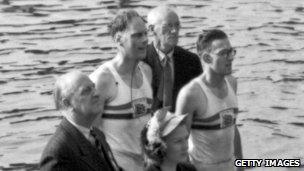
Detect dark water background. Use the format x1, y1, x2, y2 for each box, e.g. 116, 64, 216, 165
1, 0, 304, 170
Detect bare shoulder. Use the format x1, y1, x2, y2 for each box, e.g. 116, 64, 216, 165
139, 61, 152, 83
226, 75, 237, 93
179, 80, 201, 101
90, 65, 113, 85
176, 80, 204, 113
89, 63, 116, 100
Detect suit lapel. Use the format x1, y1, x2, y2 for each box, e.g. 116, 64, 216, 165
60, 118, 108, 171
172, 46, 181, 88
91, 127, 120, 171
147, 43, 163, 111
148, 43, 163, 79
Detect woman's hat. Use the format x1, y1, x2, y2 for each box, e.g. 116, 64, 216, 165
147, 107, 188, 144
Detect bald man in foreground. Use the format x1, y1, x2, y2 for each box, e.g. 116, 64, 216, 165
144, 6, 202, 112
40, 71, 120, 171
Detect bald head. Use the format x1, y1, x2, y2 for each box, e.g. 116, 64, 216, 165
54, 71, 102, 127
147, 6, 178, 29
147, 6, 180, 53
54, 71, 89, 110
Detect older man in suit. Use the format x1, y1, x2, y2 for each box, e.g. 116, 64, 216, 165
40, 71, 121, 171
144, 6, 203, 112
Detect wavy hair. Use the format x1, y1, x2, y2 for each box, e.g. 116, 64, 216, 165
140, 124, 167, 166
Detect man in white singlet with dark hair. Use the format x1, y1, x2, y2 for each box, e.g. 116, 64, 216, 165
175, 29, 243, 171
90, 10, 152, 171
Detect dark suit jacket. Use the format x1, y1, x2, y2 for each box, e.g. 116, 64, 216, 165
144, 43, 202, 112
40, 118, 119, 171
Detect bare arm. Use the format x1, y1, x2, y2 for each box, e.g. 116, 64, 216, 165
175, 83, 202, 132
90, 67, 116, 122
227, 75, 243, 170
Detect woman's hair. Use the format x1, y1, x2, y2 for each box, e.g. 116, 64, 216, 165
140, 124, 167, 166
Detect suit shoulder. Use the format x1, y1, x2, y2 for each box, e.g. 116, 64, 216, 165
41, 127, 74, 159
144, 43, 157, 64
175, 46, 199, 58
178, 162, 197, 171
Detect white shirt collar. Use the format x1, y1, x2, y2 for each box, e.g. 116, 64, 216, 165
65, 114, 91, 140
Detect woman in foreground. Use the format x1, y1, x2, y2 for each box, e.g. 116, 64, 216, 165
141, 109, 197, 171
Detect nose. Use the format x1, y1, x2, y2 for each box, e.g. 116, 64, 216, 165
227, 54, 234, 61
170, 26, 179, 34
181, 139, 188, 151
230, 53, 236, 61
227, 48, 236, 61
92, 88, 100, 99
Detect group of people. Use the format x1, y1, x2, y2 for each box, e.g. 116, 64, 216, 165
40, 5, 243, 171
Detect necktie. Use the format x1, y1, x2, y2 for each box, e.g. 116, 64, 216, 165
158, 55, 173, 108
90, 129, 120, 171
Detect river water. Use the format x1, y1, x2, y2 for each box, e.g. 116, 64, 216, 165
0, 0, 304, 170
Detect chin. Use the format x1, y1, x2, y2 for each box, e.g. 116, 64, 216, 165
137, 55, 145, 60
225, 71, 232, 75
169, 40, 178, 47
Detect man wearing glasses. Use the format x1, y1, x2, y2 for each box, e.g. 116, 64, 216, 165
175, 29, 243, 171
144, 6, 202, 112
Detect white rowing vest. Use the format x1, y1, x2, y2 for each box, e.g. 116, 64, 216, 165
90, 61, 152, 171
189, 77, 238, 171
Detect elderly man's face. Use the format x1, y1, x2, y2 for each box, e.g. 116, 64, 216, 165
67, 74, 102, 118
154, 12, 180, 51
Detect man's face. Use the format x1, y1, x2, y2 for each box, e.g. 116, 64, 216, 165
154, 12, 180, 51
120, 16, 148, 60
208, 38, 235, 75
68, 74, 102, 118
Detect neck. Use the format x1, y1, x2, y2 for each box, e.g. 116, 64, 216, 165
154, 40, 174, 55
200, 68, 225, 88
113, 52, 138, 74
63, 110, 93, 129
160, 159, 177, 171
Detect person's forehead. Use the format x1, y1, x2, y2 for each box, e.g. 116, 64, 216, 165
67, 74, 91, 91
211, 38, 231, 51
126, 17, 146, 33
159, 11, 179, 24
165, 125, 188, 141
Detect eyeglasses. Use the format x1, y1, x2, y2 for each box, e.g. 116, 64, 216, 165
214, 48, 236, 59
162, 23, 181, 32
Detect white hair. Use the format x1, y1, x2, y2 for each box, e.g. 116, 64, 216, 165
147, 5, 178, 28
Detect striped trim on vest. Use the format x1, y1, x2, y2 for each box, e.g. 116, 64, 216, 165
191, 108, 238, 130
102, 98, 153, 119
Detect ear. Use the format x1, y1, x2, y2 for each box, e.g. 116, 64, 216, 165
114, 32, 122, 45
202, 53, 212, 64
62, 98, 70, 108
148, 25, 157, 36
148, 25, 154, 32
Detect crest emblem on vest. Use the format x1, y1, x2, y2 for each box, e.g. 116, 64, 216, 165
132, 98, 150, 118
220, 108, 236, 128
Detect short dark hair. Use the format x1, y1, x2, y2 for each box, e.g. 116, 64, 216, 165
108, 9, 141, 38
196, 29, 228, 55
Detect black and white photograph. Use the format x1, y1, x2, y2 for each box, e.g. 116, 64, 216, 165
0, 0, 303, 170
